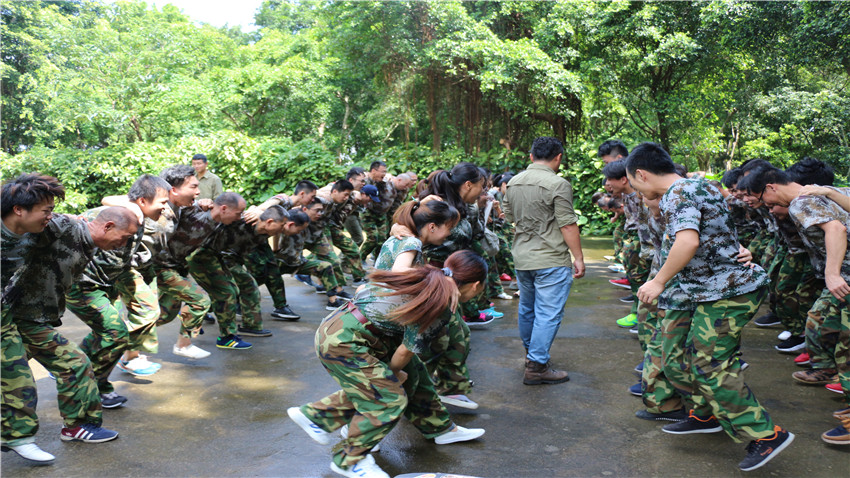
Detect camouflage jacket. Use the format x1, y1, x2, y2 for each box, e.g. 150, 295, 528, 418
5, 214, 96, 325
204, 219, 273, 264
422, 210, 475, 264
78, 206, 144, 289
659, 177, 767, 309
364, 177, 396, 215
275, 232, 307, 268
327, 197, 357, 229
788, 187, 850, 280
153, 202, 219, 271
387, 186, 411, 220
374, 236, 423, 271
635, 200, 656, 263
775, 215, 807, 255
725, 196, 759, 238
352, 283, 451, 355
622, 192, 642, 232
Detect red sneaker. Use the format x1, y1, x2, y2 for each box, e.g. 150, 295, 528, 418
793, 352, 810, 366
825, 383, 844, 394
500, 273, 512, 282
609, 278, 631, 289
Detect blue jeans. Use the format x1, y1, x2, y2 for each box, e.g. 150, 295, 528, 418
516, 267, 573, 365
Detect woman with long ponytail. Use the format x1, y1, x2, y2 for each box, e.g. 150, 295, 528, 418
287, 250, 487, 478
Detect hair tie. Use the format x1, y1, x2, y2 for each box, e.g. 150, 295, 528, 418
442, 267, 453, 277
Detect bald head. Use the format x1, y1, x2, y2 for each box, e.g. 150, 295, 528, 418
90, 206, 140, 250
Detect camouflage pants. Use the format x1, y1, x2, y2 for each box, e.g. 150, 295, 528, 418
330, 227, 366, 281
187, 248, 240, 338
344, 214, 364, 246
775, 252, 823, 336
764, 238, 787, 314
246, 242, 288, 309
359, 210, 389, 262
806, 290, 850, 404
306, 231, 347, 287
302, 312, 453, 468
1, 313, 38, 445
420, 310, 472, 395
156, 267, 209, 339
641, 306, 684, 413
612, 221, 625, 263
495, 225, 515, 279
118, 268, 160, 354
623, 230, 649, 315
66, 284, 129, 395
486, 247, 506, 298
16, 321, 102, 428
747, 230, 771, 268
223, 259, 263, 330
280, 258, 339, 295
664, 289, 775, 442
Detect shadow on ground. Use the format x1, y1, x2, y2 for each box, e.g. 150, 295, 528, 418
3, 236, 848, 477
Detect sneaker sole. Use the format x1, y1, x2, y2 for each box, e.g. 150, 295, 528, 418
754, 320, 781, 327
792, 375, 835, 385
739, 432, 794, 471
434, 429, 485, 445
523, 376, 570, 385
60, 432, 119, 443
116, 365, 158, 377
609, 283, 631, 289
663, 424, 723, 435
101, 402, 127, 409
775, 343, 806, 353
287, 407, 332, 445
466, 321, 494, 329
794, 360, 810, 366
439, 397, 479, 410
216, 345, 253, 350
270, 315, 300, 321
237, 331, 273, 337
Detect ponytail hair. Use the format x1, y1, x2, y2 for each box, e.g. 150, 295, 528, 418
392, 199, 460, 237
368, 250, 487, 329
422, 162, 483, 217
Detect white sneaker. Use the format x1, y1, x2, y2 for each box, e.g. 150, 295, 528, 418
339, 424, 381, 452
172, 344, 211, 359
439, 394, 479, 410
2, 442, 55, 462
493, 292, 514, 300
287, 407, 332, 445
330, 454, 389, 478
777, 330, 792, 341
434, 425, 485, 445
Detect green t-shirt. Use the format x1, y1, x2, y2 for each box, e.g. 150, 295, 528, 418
374, 236, 423, 271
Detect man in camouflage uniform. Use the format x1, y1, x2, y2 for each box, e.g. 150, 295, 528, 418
306, 183, 355, 288
202, 203, 291, 337
65, 174, 170, 410
180, 192, 250, 348
342, 167, 368, 246
1, 174, 66, 461
6, 196, 137, 445
360, 161, 397, 262
323, 183, 373, 285
603, 160, 650, 328
274, 204, 353, 310
386, 173, 414, 221
627, 143, 793, 472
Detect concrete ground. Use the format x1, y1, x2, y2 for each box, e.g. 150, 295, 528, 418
2, 236, 848, 477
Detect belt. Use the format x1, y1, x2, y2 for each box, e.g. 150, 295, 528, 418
346, 301, 378, 335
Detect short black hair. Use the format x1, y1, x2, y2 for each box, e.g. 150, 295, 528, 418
346, 167, 366, 180
530, 136, 563, 162
294, 180, 318, 195
192, 153, 208, 162
259, 205, 288, 222
128, 174, 171, 202
736, 166, 791, 195
739, 158, 773, 174
601, 160, 627, 180
213, 192, 244, 207
721, 168, 742, 189
786, 157, 834, 186
332, 180, 354, 193
624, 142, 676, 176
369, 161, 387, 172
598, 140, 629, 159
1, 173, 65, 218
160, 165, 196, 188
287, 207, 310, 226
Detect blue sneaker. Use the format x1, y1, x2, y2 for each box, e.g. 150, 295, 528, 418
60, 423, 119, 443
294, 274, 316, 287
478, 307, 504, 318
216, 334, 252, 350
629, 382, 643, 396
634, 361, 644, 374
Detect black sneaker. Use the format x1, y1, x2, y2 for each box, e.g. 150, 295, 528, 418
326, 298, 346, 311
775, 335, 805, 353
270, 306, 300, 321
619, 295, 635, 303
336, 290, 354, 301
204, 313, 216, 324
635, 408, 688, 421
351, 277, 368, 286
739, 427, 794, 471
662, 412, 723, 434
753, 313, 780, 327
100, 392, 128, 409
315, 284, 327, 294
237, 326, 273, 337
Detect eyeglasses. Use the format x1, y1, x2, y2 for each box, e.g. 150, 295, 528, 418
757, 188, 766, 203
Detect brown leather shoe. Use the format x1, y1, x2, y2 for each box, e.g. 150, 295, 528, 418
523, 361, 569, 385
